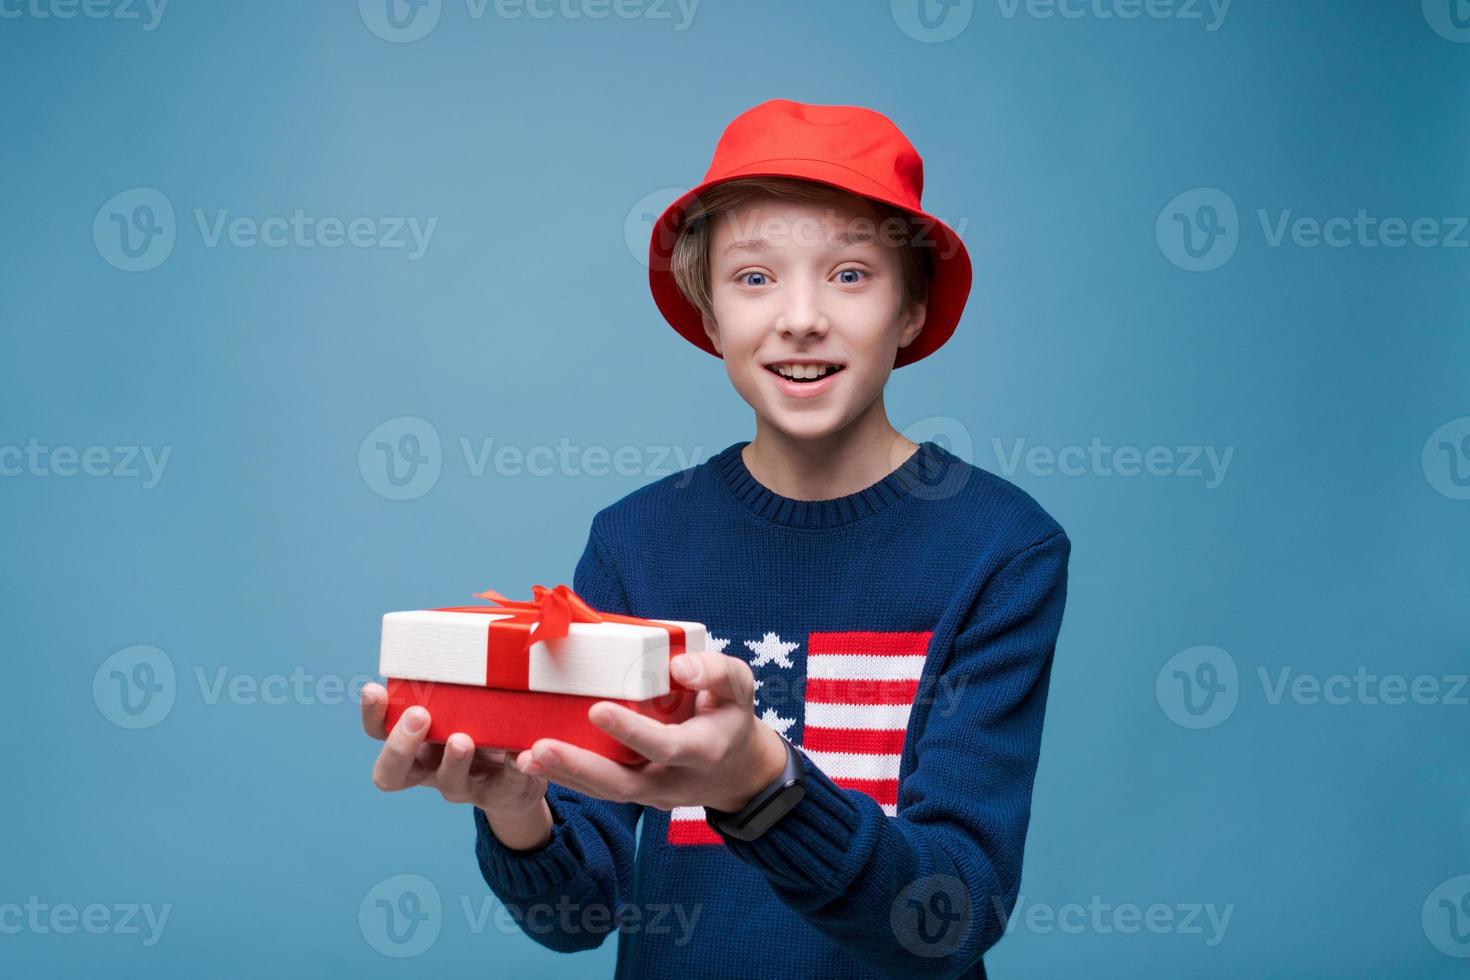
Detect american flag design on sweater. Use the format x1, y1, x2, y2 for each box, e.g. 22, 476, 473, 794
667, 629, 934, 846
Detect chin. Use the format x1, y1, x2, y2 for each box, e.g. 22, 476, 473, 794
761, 411, 851, 444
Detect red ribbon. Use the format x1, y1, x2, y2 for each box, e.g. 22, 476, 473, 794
436, 584, 687, 692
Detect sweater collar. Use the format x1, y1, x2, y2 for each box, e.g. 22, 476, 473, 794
712, 439, 949, 529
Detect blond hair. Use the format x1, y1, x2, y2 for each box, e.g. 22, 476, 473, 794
668, 176, 933, 326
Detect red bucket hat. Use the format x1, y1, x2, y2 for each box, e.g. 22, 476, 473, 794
647, 98, 973, 368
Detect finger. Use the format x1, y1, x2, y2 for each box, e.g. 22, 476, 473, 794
360, 682, 388, 740
588, 701, 694, 766
372, 705, 432, 791
517, 739, 648, 803
512, 739, 634, 784
489, 749, 526, 780
494, 751, 549, 795
436, 733, 476, 802
522, 756, 631, 804
512, 743, 630, 802
543, 771, 624, 802
671, 652, 752, 707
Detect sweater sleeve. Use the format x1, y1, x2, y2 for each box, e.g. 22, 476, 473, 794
714, 529, 1071, 978
471, 517, 645, 953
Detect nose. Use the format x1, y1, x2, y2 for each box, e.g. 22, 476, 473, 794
774, 276, 830, 344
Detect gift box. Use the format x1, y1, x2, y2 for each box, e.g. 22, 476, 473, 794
380, 584, 702, 764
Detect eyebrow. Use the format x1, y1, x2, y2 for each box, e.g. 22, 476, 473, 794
721, 230, 879, 256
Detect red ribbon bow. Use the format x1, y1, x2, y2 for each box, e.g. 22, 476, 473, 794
470, 583, 605, 656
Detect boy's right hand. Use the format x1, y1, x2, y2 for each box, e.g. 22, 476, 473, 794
360, 682, 549, 817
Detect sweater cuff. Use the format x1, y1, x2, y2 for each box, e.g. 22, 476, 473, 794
713, 750, 870, 893
472, 795, 586, 902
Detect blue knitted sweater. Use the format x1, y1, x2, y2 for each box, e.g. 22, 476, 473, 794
472, 439, 1071, 979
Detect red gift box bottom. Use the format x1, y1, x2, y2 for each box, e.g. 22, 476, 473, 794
384, 677, 697, 764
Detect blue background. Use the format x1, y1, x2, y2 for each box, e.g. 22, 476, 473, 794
2, 0, 1467, 976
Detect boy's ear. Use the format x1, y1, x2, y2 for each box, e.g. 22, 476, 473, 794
896, 299, 928, 350
700, 311, 722, 355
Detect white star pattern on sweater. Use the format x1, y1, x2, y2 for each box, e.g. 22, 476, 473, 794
745, 631, 798, 669
758, 707, 796, 737
707, 634, 730, 653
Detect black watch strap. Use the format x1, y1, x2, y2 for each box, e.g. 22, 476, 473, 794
705, 734, 807, 842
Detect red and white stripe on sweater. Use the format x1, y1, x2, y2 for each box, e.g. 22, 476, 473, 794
667, 630, 933, 846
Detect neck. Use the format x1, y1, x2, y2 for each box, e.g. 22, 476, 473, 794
743, 397, 919, 501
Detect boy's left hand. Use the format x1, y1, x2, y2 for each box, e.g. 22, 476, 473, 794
513, 650, 790, 814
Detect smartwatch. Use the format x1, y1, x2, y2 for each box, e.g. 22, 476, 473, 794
704, 734, 807, 842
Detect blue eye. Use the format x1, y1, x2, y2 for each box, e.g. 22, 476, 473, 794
740, 271, 769, 287
836, 268, 866, 284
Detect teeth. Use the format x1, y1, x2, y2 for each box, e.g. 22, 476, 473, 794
772, 363, 839, 380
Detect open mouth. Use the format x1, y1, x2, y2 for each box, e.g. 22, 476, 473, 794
764, 363, 846, 384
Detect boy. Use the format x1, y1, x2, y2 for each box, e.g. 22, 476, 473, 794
360, 98, 1070, 978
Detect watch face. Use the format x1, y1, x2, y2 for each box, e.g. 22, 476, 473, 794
736, 783, 806, 840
